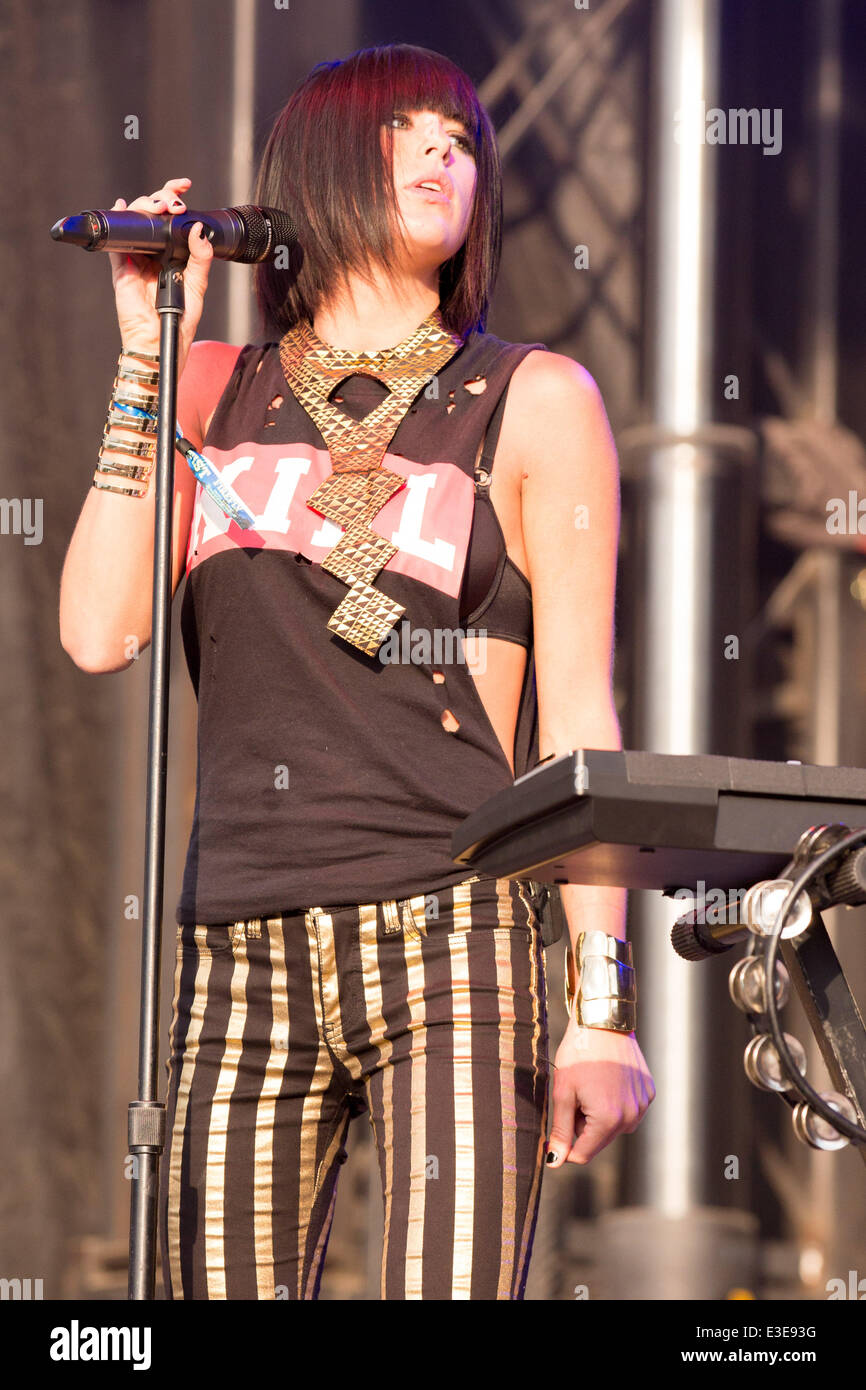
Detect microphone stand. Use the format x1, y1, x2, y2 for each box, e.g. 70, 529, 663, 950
127, 253, 187, 1300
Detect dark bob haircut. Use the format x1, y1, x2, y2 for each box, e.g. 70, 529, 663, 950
252, 43, 502, 341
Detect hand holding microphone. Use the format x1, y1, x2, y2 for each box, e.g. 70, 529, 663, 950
51, 177, 297, 525
51, 176, 298, 368
85, 177, 212, 366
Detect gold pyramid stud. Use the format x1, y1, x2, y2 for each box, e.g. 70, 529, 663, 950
326, 579, 406, 658
307, 469, 405, 528
322, 522, 397, 586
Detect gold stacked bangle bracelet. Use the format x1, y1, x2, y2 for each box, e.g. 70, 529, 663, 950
92, 346, 160, 498
564, 930, 636, 1033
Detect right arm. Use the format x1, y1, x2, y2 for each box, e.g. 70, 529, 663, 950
59, 176, 216, 673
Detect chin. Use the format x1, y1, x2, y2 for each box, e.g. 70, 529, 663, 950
401, 231, 463, 268
398, 213, 464, 258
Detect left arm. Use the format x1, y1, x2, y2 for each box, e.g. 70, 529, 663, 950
512, 350, 655, 1165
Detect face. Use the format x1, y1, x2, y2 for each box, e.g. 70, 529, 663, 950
383, 108, 478, 275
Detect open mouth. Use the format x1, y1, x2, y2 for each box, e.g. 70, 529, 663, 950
407, 180, 451, 204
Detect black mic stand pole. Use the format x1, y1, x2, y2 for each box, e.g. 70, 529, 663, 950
127, 253, 187, 1300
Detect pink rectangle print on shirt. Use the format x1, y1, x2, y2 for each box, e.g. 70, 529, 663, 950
184, 441, 475, 599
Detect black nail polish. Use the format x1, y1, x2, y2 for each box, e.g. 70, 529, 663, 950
545, 1151, 557, 1165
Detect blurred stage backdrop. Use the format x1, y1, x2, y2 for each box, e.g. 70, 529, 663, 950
2, 0, 866, 1299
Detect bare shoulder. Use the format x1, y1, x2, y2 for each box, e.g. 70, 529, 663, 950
184, 339, 245, 392
512, 347, 599, 393
179, 340, 245, 443
509, 349, 605, 422
502, 349, 613, 479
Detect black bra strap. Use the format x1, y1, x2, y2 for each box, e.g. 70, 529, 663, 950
475, 377, 515, 490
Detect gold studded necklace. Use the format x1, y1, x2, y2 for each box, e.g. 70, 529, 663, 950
278, 307, 465, 657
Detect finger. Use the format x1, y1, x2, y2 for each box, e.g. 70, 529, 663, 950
566, 1110, 621, 1165
182, 222, 213, 295
148, 190, 188, 212
126, 178, 190, 216
621, 1078, 653, 1132
107, 198, 132, 275
127, 192, 172, 213
186, 221, 213, 262
150, 177, 191, 208
545, 1086, 577, 1169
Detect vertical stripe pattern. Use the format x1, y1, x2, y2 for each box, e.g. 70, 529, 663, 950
253, 916, 290, 1299
158, 877, 549, 1300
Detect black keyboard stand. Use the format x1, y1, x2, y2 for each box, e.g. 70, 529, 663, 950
452, 749, 866, 1158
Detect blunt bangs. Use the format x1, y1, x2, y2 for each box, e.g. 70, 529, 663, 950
253, 44, 502, 341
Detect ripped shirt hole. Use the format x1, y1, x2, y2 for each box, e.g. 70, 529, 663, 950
463, 376, 487, 395
264, 394, 284, 426
431, 670, 446, 685
441, 708, 460, 733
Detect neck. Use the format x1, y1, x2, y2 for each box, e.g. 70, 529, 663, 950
312, 265, 441, 353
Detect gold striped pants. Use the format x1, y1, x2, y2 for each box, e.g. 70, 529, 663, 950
159, 873, 550, 1300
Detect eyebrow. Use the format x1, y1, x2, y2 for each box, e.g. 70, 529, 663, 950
399, 107, 471, 134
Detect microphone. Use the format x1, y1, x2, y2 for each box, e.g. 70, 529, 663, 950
50, 204, 298, 263
670, 878, 816, 961
670, 906, 751, 962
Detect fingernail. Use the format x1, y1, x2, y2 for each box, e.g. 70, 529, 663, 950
545, 1150, 558, 1165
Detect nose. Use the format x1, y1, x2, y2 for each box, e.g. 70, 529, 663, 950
416, 117, 451, 160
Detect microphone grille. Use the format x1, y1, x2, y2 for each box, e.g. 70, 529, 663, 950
232, 205, 298, 263
670, 916, 726, 962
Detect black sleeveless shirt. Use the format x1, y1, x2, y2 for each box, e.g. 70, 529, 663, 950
175, 327, 547, 924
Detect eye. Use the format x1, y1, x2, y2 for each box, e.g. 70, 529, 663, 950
388, 111, 411, 129
449, 131, 475, 156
